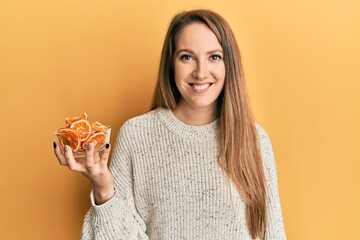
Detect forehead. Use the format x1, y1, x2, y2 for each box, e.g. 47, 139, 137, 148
176, 23, 222, 51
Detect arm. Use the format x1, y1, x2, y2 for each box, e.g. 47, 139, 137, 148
257, 125, 287, 240
81, 122, 149, 240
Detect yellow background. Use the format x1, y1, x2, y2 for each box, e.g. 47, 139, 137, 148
1, 0, 359, 239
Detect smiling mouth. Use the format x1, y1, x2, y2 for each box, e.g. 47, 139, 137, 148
189, 83, 212, 89
188, 83, 213, 93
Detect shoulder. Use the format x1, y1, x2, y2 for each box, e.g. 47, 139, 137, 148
113, 110, 158, 150
255, 123, 273, 149
255, 123, 277, 171
117, 109, 162, 140
255, 123, 272, 147
121, 109, 158, 131
255, 123, 269, 141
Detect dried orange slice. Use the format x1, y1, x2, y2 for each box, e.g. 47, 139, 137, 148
91, 121, 108, 133
57, 113, 109, 155
57, 128, 81, 151
70, 119, 92, 141
65, 113, 88, 127
81, 132, 106, 150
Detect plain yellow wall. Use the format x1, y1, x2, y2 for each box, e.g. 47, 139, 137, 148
1, 0, 359, 239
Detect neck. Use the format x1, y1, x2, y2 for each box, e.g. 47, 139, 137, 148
172, 103, 217, 126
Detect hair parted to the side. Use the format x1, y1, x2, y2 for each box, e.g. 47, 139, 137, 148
150, 9, 267, 238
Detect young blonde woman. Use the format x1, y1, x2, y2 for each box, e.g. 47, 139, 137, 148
54, 9, 286, 240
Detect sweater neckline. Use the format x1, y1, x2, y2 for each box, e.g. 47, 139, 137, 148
156, 107, 219, 141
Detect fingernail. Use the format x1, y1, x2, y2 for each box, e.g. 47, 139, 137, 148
65, 145, 70, 151
106, 143, 110, 149
87, 143, 92, 151
53, 142, 57, 149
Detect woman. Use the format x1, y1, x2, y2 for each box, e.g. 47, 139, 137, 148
54, 9, 286, 239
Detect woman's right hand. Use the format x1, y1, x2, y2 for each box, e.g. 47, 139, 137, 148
53, 142, 115, 205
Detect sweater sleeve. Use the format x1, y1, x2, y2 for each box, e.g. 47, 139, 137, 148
81, 122, 149, 240
256, 125, 287, 240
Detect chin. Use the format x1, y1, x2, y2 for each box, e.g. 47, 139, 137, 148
190, 101, 217, 110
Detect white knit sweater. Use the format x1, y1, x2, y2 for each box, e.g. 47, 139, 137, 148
81, 108, 286, 240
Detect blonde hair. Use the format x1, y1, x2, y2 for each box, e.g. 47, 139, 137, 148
150, 9, 267, 238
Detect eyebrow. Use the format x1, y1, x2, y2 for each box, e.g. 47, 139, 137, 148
176, 48, 223, 55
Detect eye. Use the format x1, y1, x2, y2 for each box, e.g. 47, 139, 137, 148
210, 54, 222, 61
180, 54, 193, 61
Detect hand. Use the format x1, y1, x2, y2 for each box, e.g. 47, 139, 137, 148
53, 142, 115, 204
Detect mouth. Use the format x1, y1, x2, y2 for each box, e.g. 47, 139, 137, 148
188, 83, 213, 92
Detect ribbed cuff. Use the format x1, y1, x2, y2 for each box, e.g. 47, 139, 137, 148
90, 189, 123, 219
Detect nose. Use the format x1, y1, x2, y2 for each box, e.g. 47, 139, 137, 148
192, 59, 208, 80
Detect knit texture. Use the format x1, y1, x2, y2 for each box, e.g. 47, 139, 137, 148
81, 108, 286, 240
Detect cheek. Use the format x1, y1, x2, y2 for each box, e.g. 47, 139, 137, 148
174, 63, 191, 84
213, 63, 226, 82
174, 65, 185, 92
174, 62, 181, 78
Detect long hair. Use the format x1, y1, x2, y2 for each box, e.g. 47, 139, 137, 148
150, 9, 267, 239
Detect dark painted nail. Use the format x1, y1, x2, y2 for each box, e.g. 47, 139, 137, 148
106, 143, 110, 149
87, 143, 92, 151
53, 142, 57, 149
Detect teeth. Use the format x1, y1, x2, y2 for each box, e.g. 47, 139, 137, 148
192, 83, 210, 90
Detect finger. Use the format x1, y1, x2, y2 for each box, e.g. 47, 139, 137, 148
85, 143, 95, 170
64, 145, 85, 172
53, 142, 68, 166
100, 143, 111, 167
93, 152, 101, 164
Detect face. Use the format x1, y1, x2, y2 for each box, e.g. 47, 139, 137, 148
174, 23, 225, 113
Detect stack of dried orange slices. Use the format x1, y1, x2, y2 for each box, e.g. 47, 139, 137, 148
56, 113, 110, 157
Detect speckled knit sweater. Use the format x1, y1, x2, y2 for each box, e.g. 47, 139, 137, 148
81, 108, 286, 240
